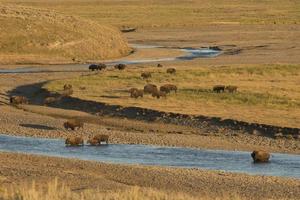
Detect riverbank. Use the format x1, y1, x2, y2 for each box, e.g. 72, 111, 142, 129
0, 152, 299, 200
1, 104, 299, 154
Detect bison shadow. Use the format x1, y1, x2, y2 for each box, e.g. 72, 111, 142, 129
19, 123, 57, 130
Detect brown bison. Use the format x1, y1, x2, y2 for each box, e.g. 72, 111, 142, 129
144, 84, 158, 94
166, 68, 176, 74
44, 97, 57, 105
63, 84, 72, 90
160, 84, 177, 94
10, 96, 28, 105
98, 63, 107, 70
65, 136, 84, 146
251, 150, 270, 163
63, 119, 84, 130
94, 134, 109, 144
129, 88, 138, 93
114, 63, 126, 70
152, 90, 166, 99
89, 63, 106, 71
157, 63, 163, 68
130, 89, 143, 98
213, 85, 225, 93
87, 138, 100, 146
141, 72, 152, 79
225, 85, 238, 93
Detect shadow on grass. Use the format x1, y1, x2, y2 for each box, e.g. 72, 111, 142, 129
8, 82, 300, 138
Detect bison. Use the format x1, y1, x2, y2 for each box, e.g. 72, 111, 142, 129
144, 84, 158, 94
166, 68, 176, 74
129, 88, 138, 93
213, 85, 225, 93
10, 96, 28, 105
130, 89, 143, 98
63, 119, 84, 130
157, 63, 163, 68
225, 85, 238, 93
63, 84, 72, 90
65, 136, 84, 146
141, 72, 152, 79
251, 150, 270, 163
89, 64, 99, 71
87, 138, 100, 146
152, 90, 166, 99
114, 63, 126, 70
98, 63, 107, 70
93, 134, 109, 144
160, 84, 177, 94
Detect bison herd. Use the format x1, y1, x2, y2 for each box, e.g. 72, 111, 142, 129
129, 67, 178, 99
65, 134, 109, 147
89, 63, 107, 71
213, 85, 238, 93
63, 119, 109, 147
89, 63, 127, 71
130, 83, 177, 99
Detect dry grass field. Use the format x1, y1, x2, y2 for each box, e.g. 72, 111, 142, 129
45, 64, 300, 128
1, 0, 299, 28
0, 179, 241, 200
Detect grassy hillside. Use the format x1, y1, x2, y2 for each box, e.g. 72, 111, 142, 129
1, 0, 299, 28
0, 5, 131, 64
45, 64, 300, 128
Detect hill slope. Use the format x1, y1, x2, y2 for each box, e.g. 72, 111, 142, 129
0, 5, 131, 64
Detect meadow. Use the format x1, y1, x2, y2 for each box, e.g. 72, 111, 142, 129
45, 64, 300, 128
2, 0, 299, 28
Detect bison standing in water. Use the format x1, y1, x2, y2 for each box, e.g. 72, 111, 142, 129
94, 134, 109, 144
251, 150, 270, 163
63, 119, 84, 130
88, 134, 109, 145
10, 96, 28, 105
65, 136, 84, 146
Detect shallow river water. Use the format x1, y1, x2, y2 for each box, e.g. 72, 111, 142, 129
0, 134, 299, 179
0, 45, 221, 74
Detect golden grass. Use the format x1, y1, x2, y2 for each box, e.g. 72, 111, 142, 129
1, 0, 299, 28
44, 64, 300, 128
0, 4, 130, 64
0, 179, 243, 200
